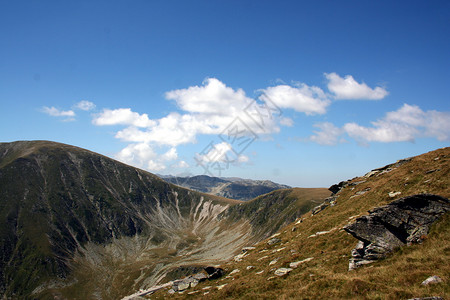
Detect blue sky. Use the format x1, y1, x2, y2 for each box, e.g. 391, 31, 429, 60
1, 0, 449, 187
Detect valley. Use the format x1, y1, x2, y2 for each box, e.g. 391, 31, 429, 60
0, 141, 329, 299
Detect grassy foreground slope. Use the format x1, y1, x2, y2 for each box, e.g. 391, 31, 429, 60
154, 147, 449, 299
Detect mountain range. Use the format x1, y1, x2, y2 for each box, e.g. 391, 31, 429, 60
160, 175, 291, 201
0, 141, 329, 299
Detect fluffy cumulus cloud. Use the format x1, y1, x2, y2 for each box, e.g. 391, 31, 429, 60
309, 104, 450, 145
166, 78, 250, 115
74, 100, 96, 111
93, 108, 156, 127
92, 78, 307, 172
325, 72, 388, 100
259, 84, 330, 115
115, 143, 166, 171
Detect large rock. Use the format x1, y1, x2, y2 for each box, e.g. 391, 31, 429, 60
344, 194, 449, 270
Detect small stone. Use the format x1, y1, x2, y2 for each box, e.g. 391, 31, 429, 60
292, 227, 297, 232
168, 289, 175, 294
246, 266, 255, 270
421, 275, 443, 286
267, 237, 281, 245
229, 269, 240, 275
267, 276, 276, 281
274, 268, 293, 276
289, 257, 314, 268
242, 246, 256, 252
389, 191, 402, 198
234, 253, 247, 262
188, 290, 199, 295
257, 255, 269, 261
269, 259, 278, 266
176, 282, 189, 292
364, 170, 379, 178
217, 284, 227, 290
255, 270, 264, 275
308, 230, 332, 238
312, 203, 328, 215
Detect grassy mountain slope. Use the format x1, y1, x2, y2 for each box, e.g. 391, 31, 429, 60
152, 147, 450, 299
221, 188, 328, 238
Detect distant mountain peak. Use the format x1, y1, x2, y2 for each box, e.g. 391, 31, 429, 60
161, 175, 291, 201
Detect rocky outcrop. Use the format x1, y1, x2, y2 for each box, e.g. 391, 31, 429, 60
344, 194, 450, 270
169, 267, 223, 293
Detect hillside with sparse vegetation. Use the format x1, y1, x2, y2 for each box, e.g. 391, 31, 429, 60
149, 147, 449, 300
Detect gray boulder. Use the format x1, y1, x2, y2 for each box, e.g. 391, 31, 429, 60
344, 194, 449, 270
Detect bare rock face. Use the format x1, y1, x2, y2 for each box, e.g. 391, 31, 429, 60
344, 194, 450, 270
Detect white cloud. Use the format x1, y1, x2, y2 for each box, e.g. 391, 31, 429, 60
424, 110, 450, 141
93, 108, 156, 127
325, 72, 388, 100
175, 160, 189, 168
280, 117, 294, 127
237, 154, 249, 163
195, 142, 233, 164
42, 106, 75, 117
308, 104, 450, 144
115, 143, 166, 171
161, 147, 178, 161
75, 100, 96, 111
343, 121, 418, 143
309, 122, 346, 145
259, 84, 330, 115
165, 78, 249, 115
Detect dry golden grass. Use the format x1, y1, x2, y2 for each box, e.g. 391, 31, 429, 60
150, 147, 450, 299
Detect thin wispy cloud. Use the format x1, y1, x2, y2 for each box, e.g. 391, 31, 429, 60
41, 106, 76, 122
74, 100, 96, 111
